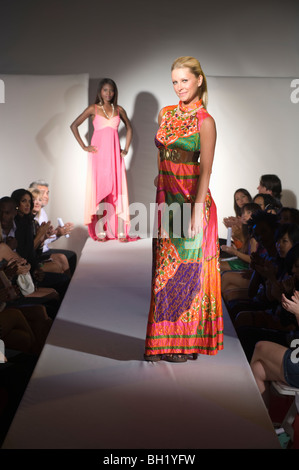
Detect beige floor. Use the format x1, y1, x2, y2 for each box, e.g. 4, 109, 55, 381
2, 238, 280, 449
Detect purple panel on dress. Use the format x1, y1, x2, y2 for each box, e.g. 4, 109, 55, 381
154, 262, 202, 323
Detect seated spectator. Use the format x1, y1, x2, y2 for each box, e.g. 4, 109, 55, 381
253, 193, 282, 213
0, 236, 60, 318
0, 302, 51, 356
236, 243, 299, 362
234, 227, 299, 331
221, 202, 260, 272
222, 188, 252, 252
28, 187, 43, 220
8, 190, 70, 305
28, 180, 76, 276
0, 197, 18, 252
250, 289, 299, 409
9, 189, 48, 269
278, 207, 299, 225
0, 305, 35, 354
0, 348, 37, 446
257, 174, 282, 201
223, 211, 280, 319
0, 263, 52, 355
28, 188, 70, 275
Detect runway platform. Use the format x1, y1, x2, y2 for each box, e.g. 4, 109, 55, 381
2, 237, 280, 449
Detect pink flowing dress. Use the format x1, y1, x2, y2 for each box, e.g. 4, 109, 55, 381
84, 106, 130, 240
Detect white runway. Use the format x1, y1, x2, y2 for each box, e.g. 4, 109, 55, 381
2, 238, 280, 449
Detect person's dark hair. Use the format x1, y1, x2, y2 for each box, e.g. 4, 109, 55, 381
233, 188, 252, 217
285, 242, 299, 276
275, 223, 299, 245
11, 188, 34, 212
241, 202, 261, 215
281, 242, 299, 325
240, 203, 261, 247
247, 210, 279, 239
253, 193, 282, 212
259, 174, 282, 200
278, 207, 299, 225
0, 196, 16, 208
288, 208, 299, 224
95, 78, 118, 106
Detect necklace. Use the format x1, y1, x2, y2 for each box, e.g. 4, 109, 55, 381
101, 103, 114, 119
177, 99, 203, 116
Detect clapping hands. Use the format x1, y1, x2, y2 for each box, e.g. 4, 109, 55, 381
281, 290, 299, 320
56, 222, 74, 237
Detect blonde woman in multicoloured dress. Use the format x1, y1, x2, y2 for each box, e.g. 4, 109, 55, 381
144, 56, 223, 362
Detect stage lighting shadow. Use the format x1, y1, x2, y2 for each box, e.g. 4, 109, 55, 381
46, 318, 145, 361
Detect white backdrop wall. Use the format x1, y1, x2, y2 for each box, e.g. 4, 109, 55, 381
0, 74, 297, 238
0, 74, 90, 254
0, 0, 298, 254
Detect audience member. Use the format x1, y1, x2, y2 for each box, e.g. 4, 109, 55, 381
28, 180, 76, 276
4, 191, 69, 308
0, 246, 52, 354
278, 207, 299, 225
221, 202, 260, 272
236, 243, 299, 362
250, 289, 299, 409
0, 349, 38, 446
9, 189, 55, 272
0, 197, 18, 251
0, 300, 51, 356
257, 174, 282, 201
222, 188, 252, 253
28, 187, 43, 220
223, 211, 280, 320
0, 237, 60, 318
29, 188, 70, 275
253, 193, 282, 213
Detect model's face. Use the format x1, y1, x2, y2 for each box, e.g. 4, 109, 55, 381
19, 194, 32, 215
37, 185, 49, 206
171, 67, 203, 105
276, 233, 292, 258
33, 195, 43, 214
254, 196, 265, 211
0, 202, 16, 230
235, 192, 250, 208
100, 84, 114, 104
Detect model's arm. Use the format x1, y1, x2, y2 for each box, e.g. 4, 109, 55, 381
153, 109, 164, 186
119, 106, 133, 156
70, 105, 97, 153
190, 116, 216, 235
195, 116, 216, 203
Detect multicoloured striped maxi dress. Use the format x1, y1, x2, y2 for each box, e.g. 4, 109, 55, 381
144, 99, 224, 357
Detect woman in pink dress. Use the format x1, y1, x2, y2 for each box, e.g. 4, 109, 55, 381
71, 78, 132, 241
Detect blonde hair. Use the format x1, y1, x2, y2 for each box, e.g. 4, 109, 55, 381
171, 56, 208, 109
28, 187, 43, 216
28, 187, 42, 199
